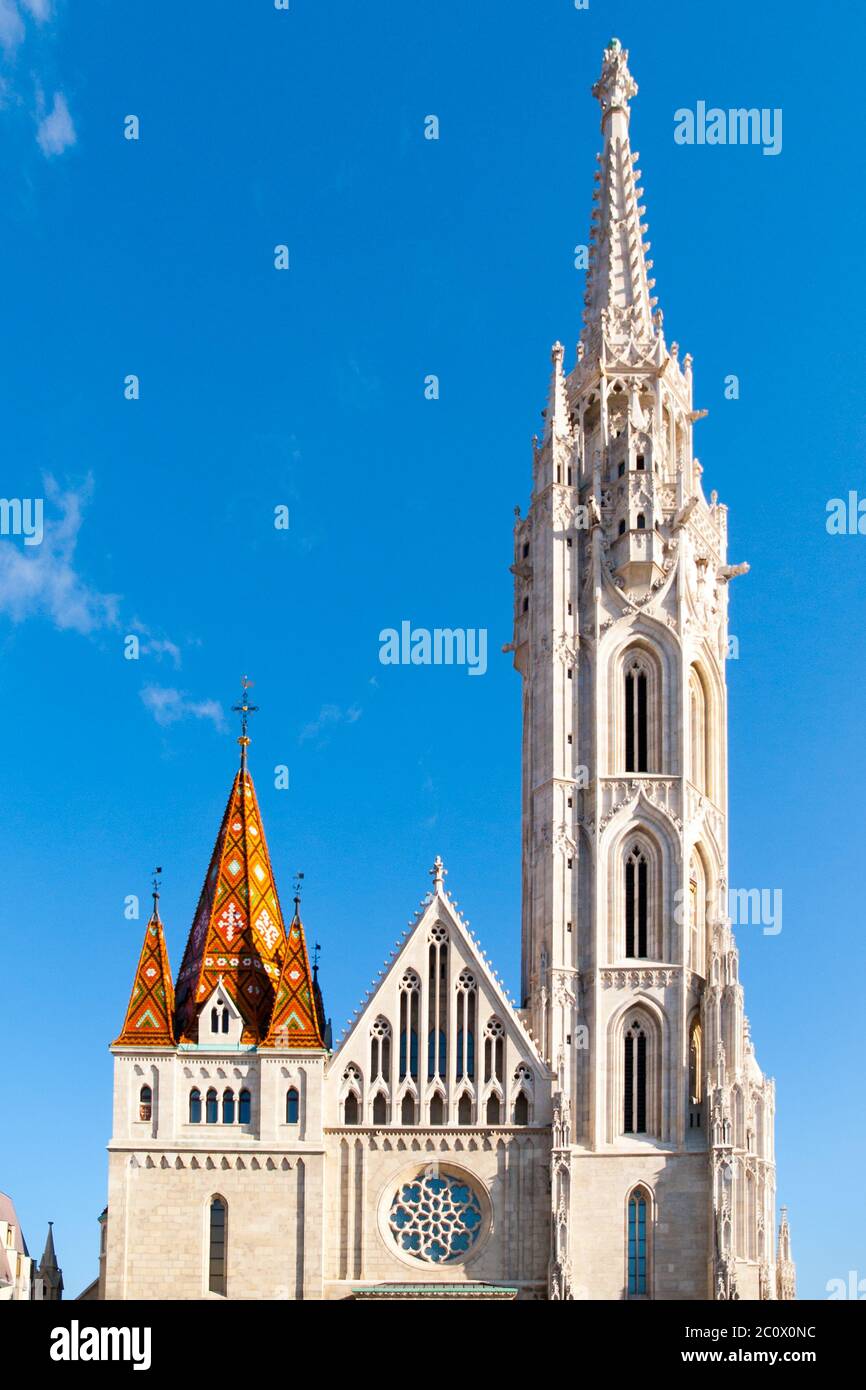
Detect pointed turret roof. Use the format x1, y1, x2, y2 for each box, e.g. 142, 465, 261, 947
582, 39, 658, 350
261, 905, 325, 1049
113, 897, 176, 1047
37, 1222, 63, 1298
174, 745, 323, 1047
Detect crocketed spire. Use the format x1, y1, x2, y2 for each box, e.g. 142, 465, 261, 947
582, 39, 658, 351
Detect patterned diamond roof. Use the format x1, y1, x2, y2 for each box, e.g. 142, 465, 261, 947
114, 908, 176, 1047
173, 759, 323, 1047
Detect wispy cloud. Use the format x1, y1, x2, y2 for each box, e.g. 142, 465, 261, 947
140, 686, 226, 732
129, 620, 182, 669
35, 89, 74, 157
21, 0, 53, 20
0, 476, 120, 634
0, 0, 25, 52
299, 702, 362, 743
0, 1, 75, 157
0, 478, 187, 678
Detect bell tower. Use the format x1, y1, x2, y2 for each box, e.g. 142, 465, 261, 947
510, 39, 791, 1300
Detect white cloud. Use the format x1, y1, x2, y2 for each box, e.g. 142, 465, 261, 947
0, 0, 25, 52
36, 90, 75, 157
129, 620, 182, 669
299, 703, 362, 743
20, 0, 52, 20
140, 686, 226, 732
0, 476, 120, 634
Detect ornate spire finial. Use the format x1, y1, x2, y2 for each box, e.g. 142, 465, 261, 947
543, 341, 571, 445
293, 870, 305, 916
151, 865, 163, 917
232, 675, 259, 765
592, 38, 638, 126
430, 855, 446, 892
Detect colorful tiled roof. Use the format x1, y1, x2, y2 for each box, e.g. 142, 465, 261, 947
174, 753, 323, 1047
261, 909, 325, 1048
113, 905, 176, 1047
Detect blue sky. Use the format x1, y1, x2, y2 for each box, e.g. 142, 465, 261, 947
0, 0, 863, 1300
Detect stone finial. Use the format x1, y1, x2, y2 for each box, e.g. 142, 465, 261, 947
592, 39, 638, 124
430, 855, 447, 892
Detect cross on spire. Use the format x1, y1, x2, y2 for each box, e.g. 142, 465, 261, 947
232, 676, 259, 764
151, 866, 163, 917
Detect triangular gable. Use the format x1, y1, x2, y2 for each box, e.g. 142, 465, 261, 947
174, 762, 292, 1044
114, 910, 176, 1047
197, 978, 244, 1044
327, 878, 548, 1081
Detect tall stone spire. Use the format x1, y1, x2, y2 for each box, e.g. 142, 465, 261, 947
582, 39, 658, 353
36, 1222, 63, 1301
510, 40, 788, 1302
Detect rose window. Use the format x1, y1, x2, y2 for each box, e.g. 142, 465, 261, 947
388, 1170, 484, 1263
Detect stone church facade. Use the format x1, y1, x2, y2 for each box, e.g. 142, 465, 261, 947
102, 41, 795, 1302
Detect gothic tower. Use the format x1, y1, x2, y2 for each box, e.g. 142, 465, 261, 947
510, 39, 790, 1300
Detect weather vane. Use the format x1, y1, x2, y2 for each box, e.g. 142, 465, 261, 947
232, 675, 259, 757
293, 871, 305, 913
152, 866, 163, 913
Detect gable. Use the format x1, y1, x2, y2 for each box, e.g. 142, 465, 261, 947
325, 879, 551, 1127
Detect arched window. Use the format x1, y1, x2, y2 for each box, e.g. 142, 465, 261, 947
372, 1092, 388, 1125
401, 1092, 416, 1126
211, 1007, 219, 1034
238, 1089, 251, 1125
618, 518, 626, 536
746, 1172, 756, 1261
689, 852, 707, 976
484, 1018, 505, 1084
427, 928, 448, 1081
514, 1091, 529, 1125
344, 1092, 359, 1125
286, 1087, 299, 1124
624, 1019, 647, 1133
222, 1008, 229, 1034
208, 1197, 227, 1296
688, 1018, 703, 1129
636, 513, 646, 529
457, 1092, 473, 1125
624, 655, 649, 771
625, 844, 649, 958
211, 1001, 230, 1035
370, 1017, 392, 1085
205, 1088, 218, 1125
627, 1189, 649, 1296
139, 1084, 152, 1122
399, 971, 420, 1082
222, 1089, 235, 1124
486, 1094, 501, 1125
456, 971, 476, 1082
689, 666, 711, 797
189, 1088, 202, 1124
430, 1092, 445, 1125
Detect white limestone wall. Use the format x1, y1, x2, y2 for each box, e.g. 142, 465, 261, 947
321, 1129, 550, 1300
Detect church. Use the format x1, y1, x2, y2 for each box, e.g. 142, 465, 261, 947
101, 41, 796, 1302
